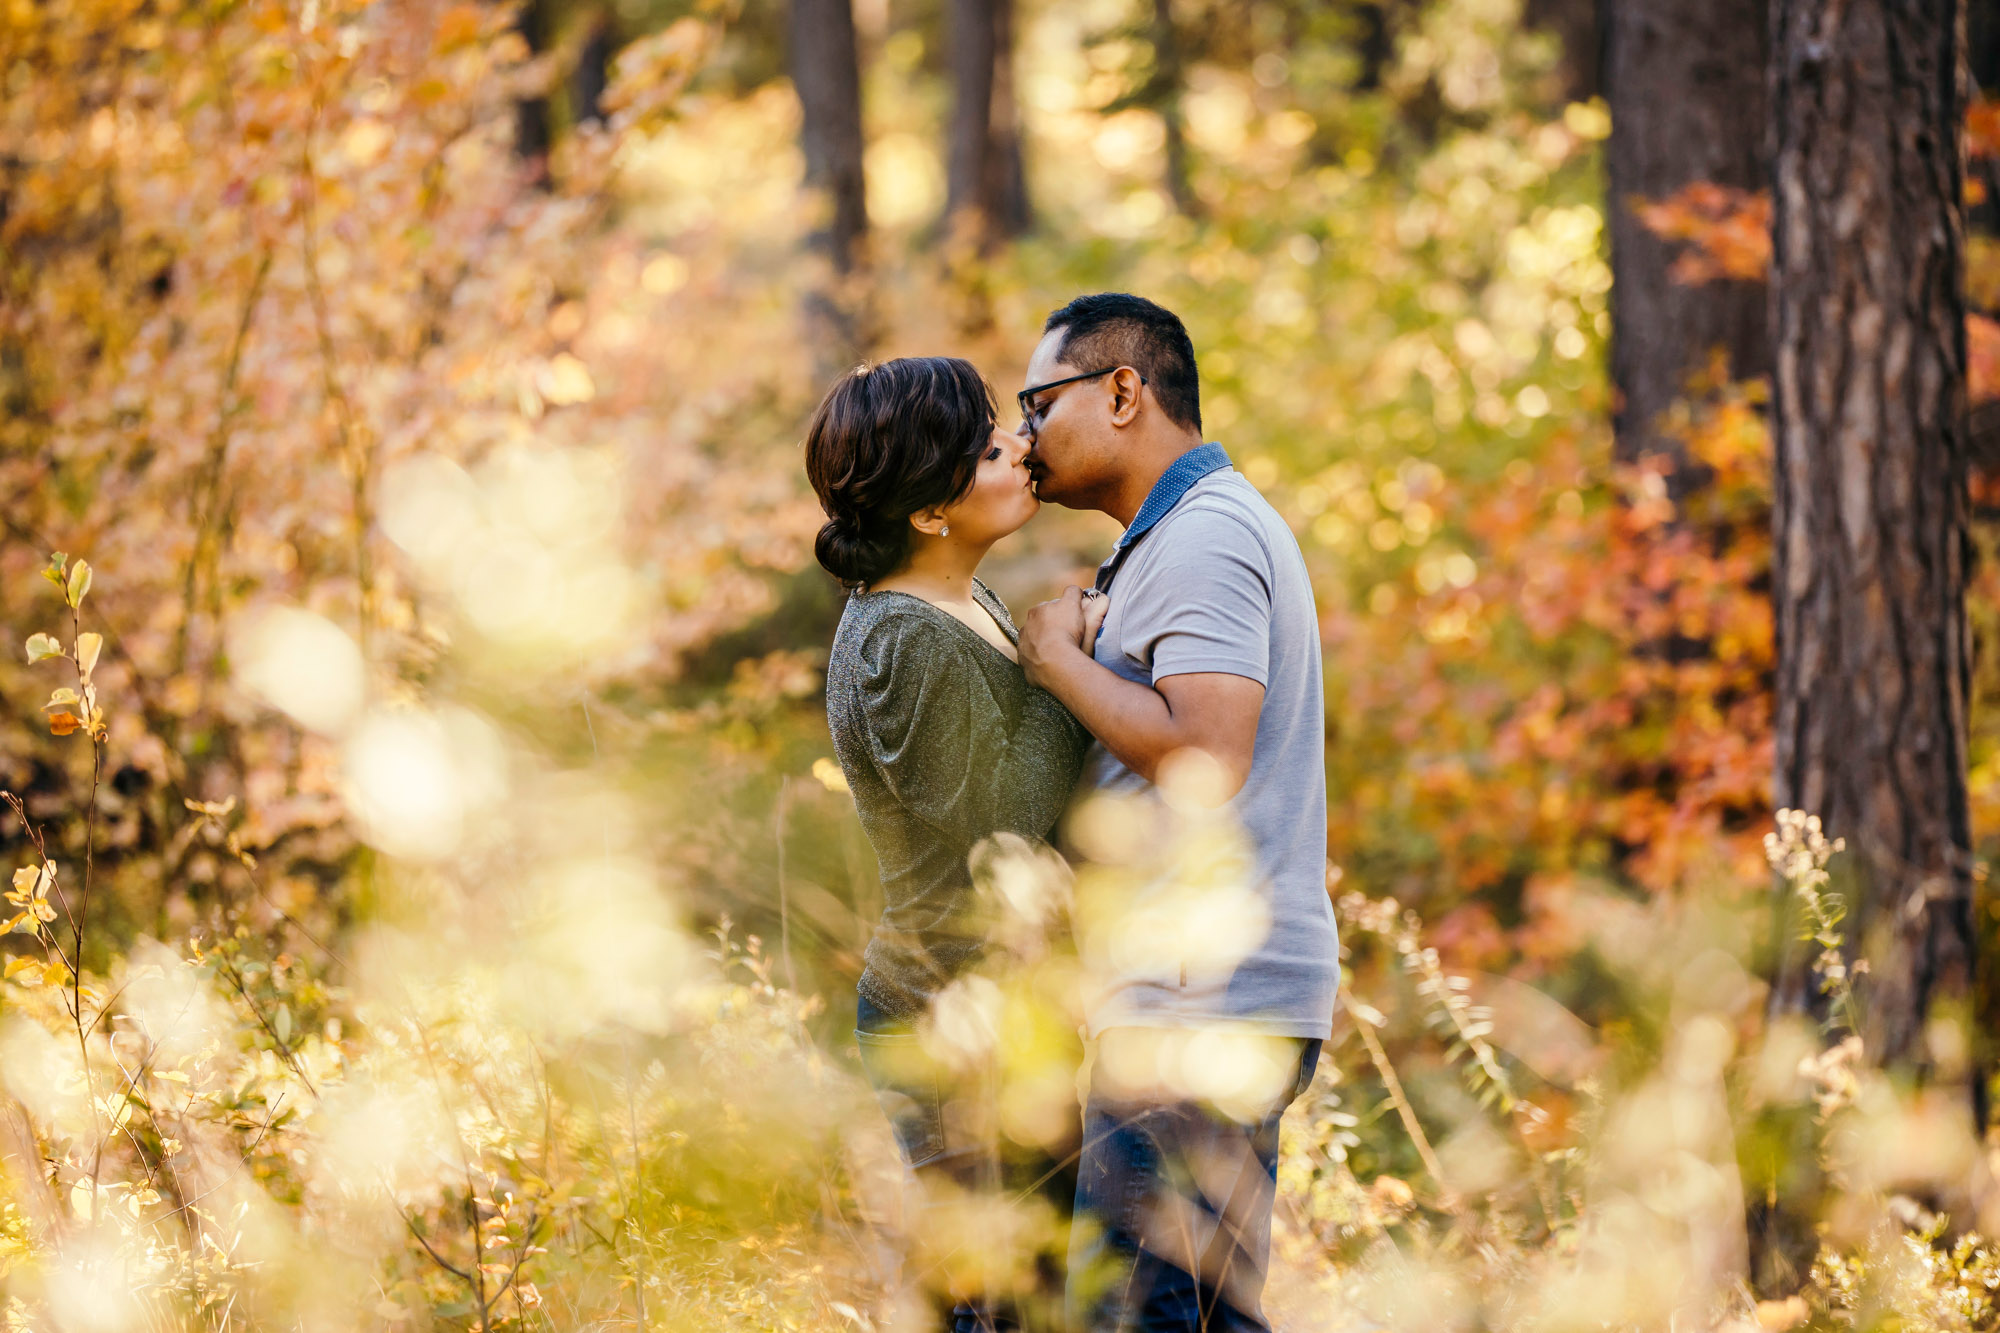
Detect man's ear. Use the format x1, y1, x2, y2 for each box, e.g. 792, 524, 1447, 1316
908, 505, 949, 538
1107, 366, 1145, 427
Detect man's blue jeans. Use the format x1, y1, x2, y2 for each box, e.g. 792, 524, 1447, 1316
1067, 1035, 1322, 1333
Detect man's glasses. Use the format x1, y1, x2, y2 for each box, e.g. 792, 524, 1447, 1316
1016, 367, 1147, 440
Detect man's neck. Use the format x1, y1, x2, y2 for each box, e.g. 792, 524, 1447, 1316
1105, 434, 1208, 528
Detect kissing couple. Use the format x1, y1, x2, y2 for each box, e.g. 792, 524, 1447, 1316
807, 293, 1341, 1332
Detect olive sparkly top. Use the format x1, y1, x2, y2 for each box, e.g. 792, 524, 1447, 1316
825, 579, 1091, 1018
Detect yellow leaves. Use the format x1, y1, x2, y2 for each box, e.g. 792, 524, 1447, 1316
339, 117, 392, 167
1562, 99, 1611, 140
4, 955, 65, 990
23, 558, 106, 740
64, 559, 90, 609
6, 863, 57, 930
640, 253, 689, 295
537, 353, 596, 406
603, 19, 714, 130
809, 757, 848, 794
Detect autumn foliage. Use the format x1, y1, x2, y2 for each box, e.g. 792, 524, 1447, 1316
0, 0, 1997, 1329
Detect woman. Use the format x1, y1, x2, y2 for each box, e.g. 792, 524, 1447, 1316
805, 357, 1098, 1331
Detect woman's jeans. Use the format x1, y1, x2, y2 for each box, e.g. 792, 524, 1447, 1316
855, 992, 1006, 1332
1067, 1035, 1322, 1333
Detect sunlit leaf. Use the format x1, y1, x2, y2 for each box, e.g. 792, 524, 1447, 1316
24, 633, 62, 663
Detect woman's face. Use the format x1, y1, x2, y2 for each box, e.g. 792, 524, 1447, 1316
936, 426, 1039, 545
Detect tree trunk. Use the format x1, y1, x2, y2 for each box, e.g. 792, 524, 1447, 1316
1151, 0, 1199, 216
570, 11, 614, 127
1604, 0, 1770, 493
946, 0, 1029, 249
1770, 0, 1976, 1080
791, 0, 871, 367
516, 0, 554, 172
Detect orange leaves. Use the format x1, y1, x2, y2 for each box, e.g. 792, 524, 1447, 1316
1324, 382, 1780, 922
1969, 314, 2000, 404
435, 4, 483, 52
1968, 97, 2000, 160
1631, 183, 1771, 285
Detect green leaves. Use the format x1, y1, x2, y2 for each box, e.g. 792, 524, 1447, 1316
23, 633, 62, 663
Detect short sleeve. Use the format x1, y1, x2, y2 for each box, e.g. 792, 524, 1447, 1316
1121, 504, 1274, 685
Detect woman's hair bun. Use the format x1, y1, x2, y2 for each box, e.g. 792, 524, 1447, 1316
802, 357, 998, 589
814, 516, 905, 588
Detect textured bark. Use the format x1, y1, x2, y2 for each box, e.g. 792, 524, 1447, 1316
1770, 0, 1975, 1074
946, 0, 1029, 247
1604, 0, 1770, 491
791, 0, 871, 365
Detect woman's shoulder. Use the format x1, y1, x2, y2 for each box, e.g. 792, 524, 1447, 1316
833, 593, 974, 677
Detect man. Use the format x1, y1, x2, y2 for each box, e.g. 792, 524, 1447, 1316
1015, 292, 1339, 1332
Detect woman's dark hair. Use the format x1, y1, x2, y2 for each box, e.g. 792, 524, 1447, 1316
804, 357, 997, 588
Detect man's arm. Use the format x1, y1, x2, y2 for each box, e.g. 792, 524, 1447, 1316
1019, 587, 1264, 800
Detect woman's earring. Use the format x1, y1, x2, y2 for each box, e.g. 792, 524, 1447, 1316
940, 525, 950, 537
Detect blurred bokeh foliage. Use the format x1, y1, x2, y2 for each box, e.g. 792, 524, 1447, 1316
2, 0, 1999, 1328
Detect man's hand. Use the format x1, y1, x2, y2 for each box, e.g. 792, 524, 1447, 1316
1018, 584, 1265, 801
1019, 585, 1102, 688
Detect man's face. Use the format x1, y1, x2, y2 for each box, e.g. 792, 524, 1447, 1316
1019, 329, 1108, 509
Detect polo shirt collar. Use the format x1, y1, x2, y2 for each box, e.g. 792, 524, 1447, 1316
1093, 442, 1232, 592
1117, 441, 1232, 550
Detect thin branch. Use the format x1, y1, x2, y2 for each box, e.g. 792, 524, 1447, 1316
299, 104, 373, 661
176, 247, 273, 679
1341, 986, 1457, 1214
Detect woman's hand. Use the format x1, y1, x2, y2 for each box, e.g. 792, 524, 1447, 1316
1020, 586, 1090, 688
1080, 588, 1110, 652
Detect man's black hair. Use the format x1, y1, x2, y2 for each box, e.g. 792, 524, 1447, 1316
1042, 293, 1202, 434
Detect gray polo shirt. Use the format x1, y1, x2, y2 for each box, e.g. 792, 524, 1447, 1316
1078, 466, 1339, 1039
